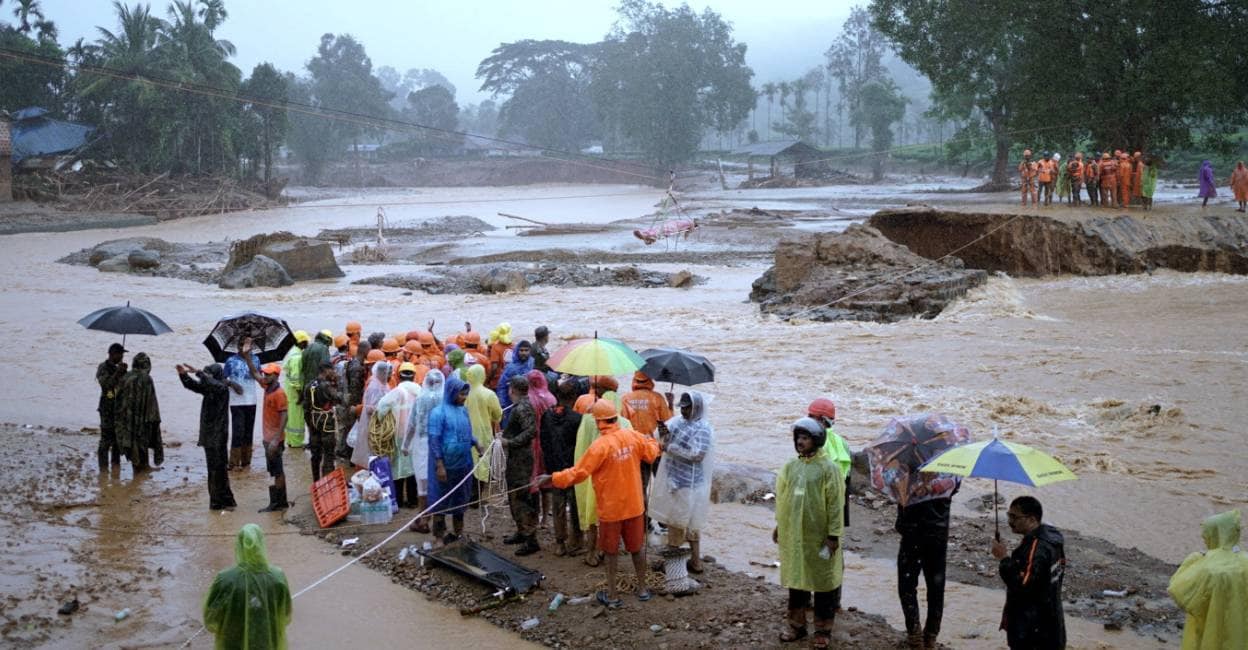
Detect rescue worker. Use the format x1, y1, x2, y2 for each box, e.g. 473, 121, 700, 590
1099, 152, 1117, 208
1067, 153, 1084, 207
1037, 152, 1056, 206
501, 375, 540, 555
1084, 152, 1100, 207
538, 399, 661, 608
991, 496, 1066, 650
1018, 149, 1037, 206
203, 524, 292, 649
116, 352, 163, 473
1117, 151, 1133, 208
281, 331, 309, 448
773, 418, 844, 649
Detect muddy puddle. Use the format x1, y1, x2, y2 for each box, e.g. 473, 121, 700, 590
1, 182, 1245, 646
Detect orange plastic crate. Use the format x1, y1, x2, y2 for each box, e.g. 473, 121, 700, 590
310, 468, 349, 528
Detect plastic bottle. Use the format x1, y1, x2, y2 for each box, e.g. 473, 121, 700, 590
818, 545, 831, 560
520, 617, 540, 630
547, 593, 565, 612
567, 595, 593, 606
114, 608, 131, 622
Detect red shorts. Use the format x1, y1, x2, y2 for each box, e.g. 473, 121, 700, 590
597, 515, 645, 555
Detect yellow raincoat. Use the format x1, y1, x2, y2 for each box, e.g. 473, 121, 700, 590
464, 364, 501, 481
572, 389, 629, 531
1169, 510, 1248, 650
281, 348, 305, 447
775, 453, 844, 592
822, 427, 852, 479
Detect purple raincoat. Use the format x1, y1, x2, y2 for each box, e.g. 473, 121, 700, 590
1198, 160, 1217, 198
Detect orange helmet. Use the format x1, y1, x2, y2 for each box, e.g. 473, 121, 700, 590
807, 398, 836, 421
463, 331, 481, 347
394, 331, 408, 345
333, 334, 348, 349
406, 330, 421, 342
366, 349, 385, 363
590, 399, 619, 421
404, 340, 422, 355
261, 363, 282, 375
418, 331, 435, 346
381, 338, 400, 354
345, 321, 362, 335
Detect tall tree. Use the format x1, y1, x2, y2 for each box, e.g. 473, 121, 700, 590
477, 39, 599, 151
10, 0, 43, 34
761, 81, 777, 140
853, 78, 906, 180
240, 62, 289, 183
826, 6, 887, 149
403, 84, 460, 154
590, 0, 754, 166
305, 33, 392, 169
775, 76, 819, 142
0, 25, 64, 113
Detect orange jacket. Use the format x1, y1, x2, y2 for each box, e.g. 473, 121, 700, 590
1067, 161, 1083, 183
620, 376, 672, 436
1100, 159, 1117, 181
1018, 160, 1037, 181
487, 342, 512, 388
1037, 160, 1055, 183
552, 421, 660, 522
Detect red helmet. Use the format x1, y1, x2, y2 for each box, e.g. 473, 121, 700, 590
807, 398, 836, 421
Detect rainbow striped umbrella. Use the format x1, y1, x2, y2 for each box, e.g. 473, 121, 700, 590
549, 333, 644, 377
920, 437, 1076, 538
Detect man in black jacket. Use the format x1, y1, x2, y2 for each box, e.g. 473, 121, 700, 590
501, 375, 539, 556
992, 496, 1066, 649
896, 493, 957, 649
539, 379, 583, 556
179, 363, 238, 511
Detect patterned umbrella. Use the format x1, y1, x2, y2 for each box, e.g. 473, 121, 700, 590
549, 332, 644, 377
203, 312, 294, 364
866, 413, 972, 508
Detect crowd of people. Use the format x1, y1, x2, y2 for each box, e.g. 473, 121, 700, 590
1016, 149, 1248, 212
106, 323, 1248, 649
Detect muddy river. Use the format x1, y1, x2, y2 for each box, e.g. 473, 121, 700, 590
0, 181, 1243, 647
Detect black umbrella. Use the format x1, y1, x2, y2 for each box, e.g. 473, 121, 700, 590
203, 312, 295, 364
639, 348, 715, 388
78, 301, 173, 346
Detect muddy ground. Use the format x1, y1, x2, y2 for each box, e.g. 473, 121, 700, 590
284, 496, 908, 649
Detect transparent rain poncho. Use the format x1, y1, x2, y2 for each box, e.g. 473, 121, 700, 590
649, 391, 714, 533
349, 362, 391, 467
203, 524, 292, 649
1169, 510, 1248, 650
402, 369, 444, 483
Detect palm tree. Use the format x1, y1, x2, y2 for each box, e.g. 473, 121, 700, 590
11, 0, 44, 34
778, 81, 790, 127
761, 82, 777, 140
33, 17, 56, 43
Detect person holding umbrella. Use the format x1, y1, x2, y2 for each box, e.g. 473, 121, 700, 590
990, 496, 1066, 649
96, 343, 128, 471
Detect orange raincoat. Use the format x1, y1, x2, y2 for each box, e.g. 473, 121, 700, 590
619, 372, 672, 437
1230, 162, 1248, 202
552, 414, 660, 522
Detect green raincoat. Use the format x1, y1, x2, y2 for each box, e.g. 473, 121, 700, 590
115, 353, 161, 460
573, 390, 630, 531
1142, 164, 1159, 199
465, 364, 502, 481
203, 524, 292, 650
822, 427, 852, 480
1168, 510, 1248, 650
281, 348, 305, 447
1056, 162, 1071, 199
775, 453, 844, 592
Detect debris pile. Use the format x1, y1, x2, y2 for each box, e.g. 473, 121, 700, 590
356, 263, 704, 295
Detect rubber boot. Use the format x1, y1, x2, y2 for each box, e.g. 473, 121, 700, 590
227, 447, 240, 471
906, 628, 923, 649
310, 458, 322, 483
258, 485, 289, 512
240, 445, 253, 469
515, 535, 540, 557
923, 633, 938, 649
661, 546, 700, 595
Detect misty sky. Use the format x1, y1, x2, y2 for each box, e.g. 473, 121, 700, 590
38, 0, 857, 104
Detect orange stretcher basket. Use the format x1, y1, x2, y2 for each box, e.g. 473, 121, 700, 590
310, 468, 349, 528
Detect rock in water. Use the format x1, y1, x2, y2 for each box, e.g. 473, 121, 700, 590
711, 462, 776, 503
87, 237, 173, 266
222, 232, 343, 281
477, 268, 528, 293
127, 249, 161, 269
218, 255, 294, 289
97, 254, 131, 273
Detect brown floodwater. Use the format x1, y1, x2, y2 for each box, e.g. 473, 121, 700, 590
0, 183, 1244, 646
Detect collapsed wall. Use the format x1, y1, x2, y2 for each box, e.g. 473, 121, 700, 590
867, 207, 1248, 276
223, 231, 343, 281
750, 224, 987, 323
